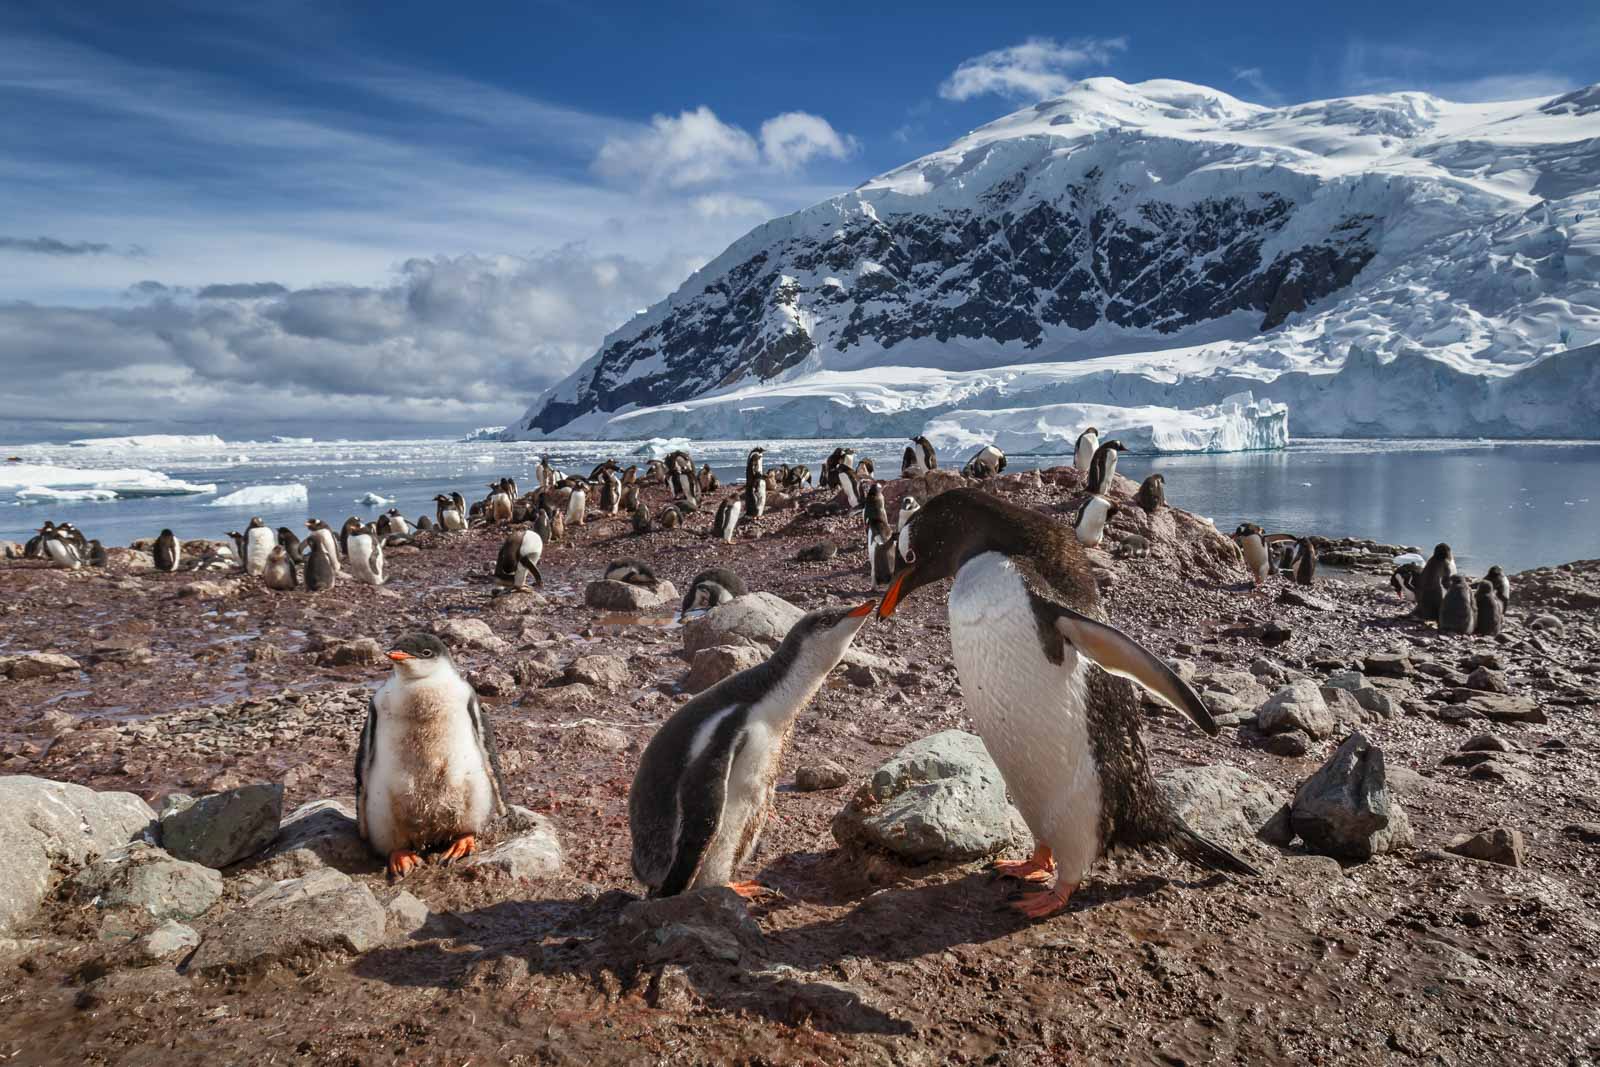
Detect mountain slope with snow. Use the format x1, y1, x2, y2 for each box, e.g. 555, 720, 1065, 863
512, 79, 1600, 441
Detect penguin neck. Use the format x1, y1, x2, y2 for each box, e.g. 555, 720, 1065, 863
751, 643, 847, 731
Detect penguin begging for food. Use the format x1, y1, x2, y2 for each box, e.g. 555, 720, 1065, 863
357, 633, 506, 878
493, 528, 544, 593
878, 489, 1257, 919
630, 601, 876, 897
681, 568, 747, 615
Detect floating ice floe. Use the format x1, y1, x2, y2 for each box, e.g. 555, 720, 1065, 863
208, 484, 310, 509
630, 437, 694, 458
68, 434, 228, 450
0, 463, 216, 500
15, 486, 120, 504
358, 492, 395, 506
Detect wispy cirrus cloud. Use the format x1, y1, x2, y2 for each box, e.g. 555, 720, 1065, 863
938, 36, 1128, 102
1338, 40, 1575, 103
0, 235, 133, 256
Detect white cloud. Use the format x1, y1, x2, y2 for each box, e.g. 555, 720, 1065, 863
1232, 67, 1285, 106
594, 107, 856, 188
690, 194, 772, 220
938, 37, 1128, 102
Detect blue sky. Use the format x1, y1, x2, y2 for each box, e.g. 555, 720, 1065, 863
0, 0, 1592, 439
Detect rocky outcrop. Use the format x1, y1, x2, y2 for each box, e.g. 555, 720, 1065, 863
160, 784, 285, 869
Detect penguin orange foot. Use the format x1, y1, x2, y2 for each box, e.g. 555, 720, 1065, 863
437, 834, 477, 864
387, 850, 423, 880
725, 880, 770, 899
990, 844, 1056, 883
1010, 882, 1076, 920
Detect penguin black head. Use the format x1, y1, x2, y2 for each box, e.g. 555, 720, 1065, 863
1432, 543, 1452, 561
387, 633, 454, 679
159, 528, 174, 538
879, 488, 1060, 617
1234, 522, 1264, 539
1102, 440, 1127, 453
248, 516, 265, 528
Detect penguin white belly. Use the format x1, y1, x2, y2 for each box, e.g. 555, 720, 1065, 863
949, 552, 1102, 884
566, 491, 585, 524
692, 718, 782, 888
44, 539, 80, 569
1241, 538, 1269, 581
442, 508, 464, 531
348, 534, 383, 584
366, 676, 495, 855
514, 531, 543, 585
245, 527, 274, 575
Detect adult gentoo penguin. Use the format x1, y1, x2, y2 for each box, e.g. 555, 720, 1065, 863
346, 523, 387, 586
356, 633, 506, 878
629, 601, 875, 897
493, 528, 544, 592
305, 518, 340, 564
902, 435, 937, 478
305, 533, 337, 591
565, 484, 587, 526
1072, 494, 1119, 548
1085, 440, 1126, 497
1415, 543, 1455, 622
1074, 427, 1099, 475
713, 495, 743, 544
1233, 523, 1271, 588
963, 444, 1007, 480
878, 489, 1256, 918
681, 568, 747, 615
244, 516, 275, 576
153, 529, 181, 572
742, 448, 767, 519
434, 494, 465, 532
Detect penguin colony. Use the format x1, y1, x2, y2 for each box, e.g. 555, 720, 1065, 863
21, 427, 1514, 904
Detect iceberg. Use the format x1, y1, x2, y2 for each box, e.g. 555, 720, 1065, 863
15, 486, 120, 504
630, 438, 694, 458
208, 484, 310, 509
0, 463, 216, 499
357, 492, 395, 506
69, 434, 228, 450
922, 393, 1289, 455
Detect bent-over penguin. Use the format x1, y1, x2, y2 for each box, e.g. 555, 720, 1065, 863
494, 528, 544, 592
682, 568, 746, 615
603, 558, 655, 585
963, 444, 1007, 480
40, 526, 81, 569
356, 633, 506, 878
630, 602, 875, 897
878, 489, 1257, 918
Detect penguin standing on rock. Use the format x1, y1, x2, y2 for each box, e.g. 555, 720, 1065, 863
1233, 524, 1271, 588
681, 568, 746, 615
153, 529, 181, 573
902, 436, 937, 478
1085, 441, 1126, 497
493, 528, 544, 592
1074, 428, 1100, 476
244, 517, 275, 576
357, 633, 506, 879
339, 517, 362, 558
1073, 495, 1119, 548
713, 495, 743, 544
1415, 544, 1455, 622
629, 602, 875, 898
1439, 574, 1477, 634
1135, 474, 1164, 514
619, 483, 639, 515
742, 448, 767, 519
877, 489, 1257, 919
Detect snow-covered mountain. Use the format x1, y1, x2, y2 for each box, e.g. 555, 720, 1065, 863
511, 78, 1600, 442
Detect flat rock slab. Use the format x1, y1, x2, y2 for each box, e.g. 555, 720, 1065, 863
683, 644, 765, 694
1160, 765, 1285, 855
0, 775, 156, 935
465, 808, 563, 880
584, 578, 677, 612
1447, 827, 1526, 867
189, 869, 387, 974
1256, 680, 1337, 739
69, 842, 223, 922
1, 652, 82, 680
160, 783, 284, 869
832, 730, 1030, 864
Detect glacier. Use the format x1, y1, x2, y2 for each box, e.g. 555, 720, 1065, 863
923, 393, 1288, 456
510, 79, 1600, 443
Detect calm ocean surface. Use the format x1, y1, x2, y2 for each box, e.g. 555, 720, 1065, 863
4, 437, 1595, 573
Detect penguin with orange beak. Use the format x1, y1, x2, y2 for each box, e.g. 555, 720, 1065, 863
878, 489, 1256, 919
355, 633, 506, 879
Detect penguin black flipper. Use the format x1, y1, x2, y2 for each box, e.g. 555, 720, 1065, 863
520, 556, 544, 586
465, 690, 507, 817
1010, 558, 1219, 737
653, 719, 747, 898
355, 695, 378, 839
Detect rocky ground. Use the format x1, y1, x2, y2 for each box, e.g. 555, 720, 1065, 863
2, 463, 1598, 1065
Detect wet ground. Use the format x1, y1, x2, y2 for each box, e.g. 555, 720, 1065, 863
2, 466, 1599, 1065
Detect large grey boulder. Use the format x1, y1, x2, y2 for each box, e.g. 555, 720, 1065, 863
252, 797, 376, 880
1159, 765, 1285, 855
188, 868, 388, 973
832, 731, 1030, 863
160, 783, 285, 869
434, 618, 508, 653
464, 806, 563, 880
682, 593, 803, 655
559, 655, 631, 693
1286, 731, 1413, 862
1255, 680, 1337, 739
0, 776, 156, 934
68, 842, 222, 922
585, 578, 677, 612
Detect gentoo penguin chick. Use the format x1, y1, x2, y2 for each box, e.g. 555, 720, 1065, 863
658, 505, 682, 531
1085, 440, 1126, 497
565, 484, 587, 527
357, 633, 506, 878
699, 464, 720, 494
897, 495, 921, 530
244, 516, 274, 576
153, 529, 181, 573
1292, 537, 1317, 586
262, 545, 298, 591
619, 483, 640, 515
1473, 580, 1504, 635
901, 435, 937, 478
1390, 562, 1421, 603
305, 533, 337, 591
681, 568, 747, 615
41, 526, 82, 569
1074, 427, 1100, 476
630, 602, 875, 897
962, 444, 1007, 480
347, 523, 387, 586
604, 558, 655, 585
630, 502, 653, 534
1073, 494, 1120, 548
865, 484, 895, 585
416, 515, 435, 532
878, 489, 1256, 918
600, 471, 621, 515
1415, 543, 1455, 622
856, 457, 875, 478
339, 516, 362, 558
277, 526, 303, 559
742, 448, 767, 519
487, 486, 514, 526
1439, 574, 1477, 634
304, 519, 340, 566
1135, 473, 1165, 513
493, 528, 544, 592
713, 495, 743, 544
1233, 523, 1271, 588
434, 494, 466, 532
85, 540, 108, 568
1486, 564, 1511, 607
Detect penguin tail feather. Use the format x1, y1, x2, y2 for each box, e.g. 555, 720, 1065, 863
1167, 823, 1261, 878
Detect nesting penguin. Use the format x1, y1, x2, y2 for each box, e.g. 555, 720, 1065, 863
1072, 494, 1119, 548
153, 529, 182, 573
262, 545, 298, 591
1233, 523, 1271, 588
878, 489, 1257, 918
1439, 574, 1477, 634
902, 436, 937, 478
347, 523, 387, 586
493, 528, 544, 592
742, 448, 767, 519
681, 568, 747, 615
1135, 473, 1165, 514
1416, 543, 1456, 622
244, 516, 275, 576
713, 495, 743, 544
603, 558, 655, 585
1074, 427, 1100, 476
356, 633, 506, 878
963, 444, 1007, 480
1085, 440, 1126, 497
630, 602, 875, 897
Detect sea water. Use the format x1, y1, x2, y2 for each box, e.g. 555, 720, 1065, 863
2, 437, 1594, 573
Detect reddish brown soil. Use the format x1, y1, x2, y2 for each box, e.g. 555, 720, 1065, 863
2, 466, 1598, 1065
